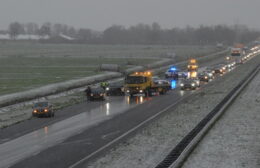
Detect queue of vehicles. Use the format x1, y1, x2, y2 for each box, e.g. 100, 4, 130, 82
32, 45, 260, 118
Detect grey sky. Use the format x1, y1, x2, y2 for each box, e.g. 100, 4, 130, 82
0, 0, 259, 30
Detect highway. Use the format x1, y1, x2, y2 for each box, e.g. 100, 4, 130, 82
0, 54, 241, 168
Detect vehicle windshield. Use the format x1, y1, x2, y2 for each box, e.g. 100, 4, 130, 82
34, 102, 48, 107
126, 76, 147, 84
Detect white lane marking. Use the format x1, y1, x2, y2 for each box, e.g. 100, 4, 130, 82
0, 97, 138, 168
101, 130, 120, 140
69, 94, 190, 168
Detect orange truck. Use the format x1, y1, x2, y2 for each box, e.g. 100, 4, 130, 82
187, 59, 198, 78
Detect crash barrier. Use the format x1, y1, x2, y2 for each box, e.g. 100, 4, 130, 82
123, 66, 145, 75
155, 65, 260, 168
0, 72, 122, 108
100, 64, 121, 72
124, 59, 175, 75
152, 50, 228, 75
145, 59, 175, 69
0, 49, 228, 108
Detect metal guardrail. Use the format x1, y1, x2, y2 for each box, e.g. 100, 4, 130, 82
155, 64, 260, 168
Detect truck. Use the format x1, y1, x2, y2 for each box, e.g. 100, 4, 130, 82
231, 43, 245, 64
187, 59, 198, 78
125, 71, 170, 97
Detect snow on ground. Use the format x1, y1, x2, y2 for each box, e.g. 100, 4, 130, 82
182, 67, 260, 168
87, 57, 260, 168
0, 50, 226, 128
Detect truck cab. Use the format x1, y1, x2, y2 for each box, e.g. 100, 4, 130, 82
125, 71, 169, 97
125, 72, 152, 96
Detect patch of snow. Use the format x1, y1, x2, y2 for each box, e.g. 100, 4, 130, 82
88, 56, 260, 168
182, 69, 260, 168
59, 33, 75, 40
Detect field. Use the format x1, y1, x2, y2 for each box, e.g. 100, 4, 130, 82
0, 42, 217, 95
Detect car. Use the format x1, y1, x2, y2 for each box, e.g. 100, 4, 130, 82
212, 64, 225, 74
178, 71, 188, 79
88, 87, 106, 101
198, 72, 212, 82
204, 70, 214, 78
180, 78, 200, 90
152, 77, 171, 94
205, 67, 216, 75
105, 81, 125, 96
32, 102, 54, 117
153, 79, 171, 90
165, 66, 179, 79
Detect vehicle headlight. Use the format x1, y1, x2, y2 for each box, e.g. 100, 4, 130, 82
209, 73, 212, 77
106, 87, 110, 91
90, 93, 94, 96
205, 76, 208, 79
139, 90, 143, 93
100, 93, 103, 96
180, 83, 184, 87
44, 109, 48, 112
126, 90, 130, 93
33, 110, 37, 113
191, 83, 195, 87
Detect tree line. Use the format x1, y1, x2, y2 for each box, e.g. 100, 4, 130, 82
3, 22, 260, 45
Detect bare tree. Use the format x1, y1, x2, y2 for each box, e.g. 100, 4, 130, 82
9, 22, 25, 39
38, 23, 51, 37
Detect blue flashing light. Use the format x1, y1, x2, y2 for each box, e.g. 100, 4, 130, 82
169, 66, 177, 72
171, 80, 177, 89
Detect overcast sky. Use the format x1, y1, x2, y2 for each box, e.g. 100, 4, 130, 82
0, 0, 259, 30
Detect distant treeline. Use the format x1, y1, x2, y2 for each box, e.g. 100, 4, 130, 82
1, 22, 260, 45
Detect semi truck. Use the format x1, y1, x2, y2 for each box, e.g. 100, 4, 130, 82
125, 71, 170, 97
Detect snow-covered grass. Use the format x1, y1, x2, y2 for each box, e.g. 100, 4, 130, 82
0, 43, 217, 95
0, 49, 226, 129
0, 56, 156, 95
87, 56, 260, 168
182, 66, 260, 168
0, 43, 217, 58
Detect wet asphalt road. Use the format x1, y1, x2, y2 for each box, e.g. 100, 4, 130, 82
0, 56, 226, 168
9, 90, 192, 168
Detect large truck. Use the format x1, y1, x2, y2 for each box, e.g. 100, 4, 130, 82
231, 43, 245, 64
125, 71, 170, 97
187, 59, 198, 78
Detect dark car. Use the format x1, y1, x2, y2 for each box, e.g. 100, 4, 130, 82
88, 87, 106, 101
32, 102, 54, 117
180, 78, 200, 90
105, 81, 125, 96
212, 65, 225, 74
198, 72, 212, 82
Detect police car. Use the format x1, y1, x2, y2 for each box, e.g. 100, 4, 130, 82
165, 66, 179, 79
